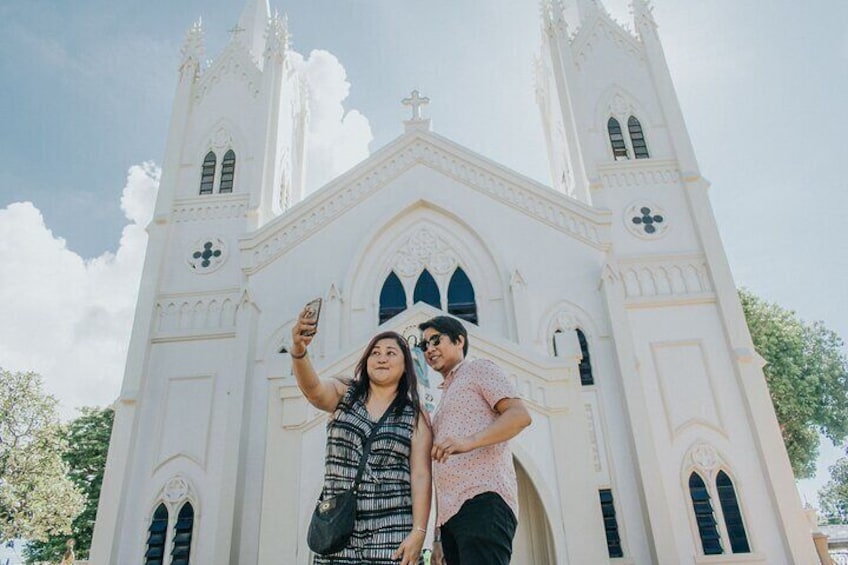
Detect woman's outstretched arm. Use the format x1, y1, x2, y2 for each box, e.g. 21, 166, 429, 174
290, 309, 346, 412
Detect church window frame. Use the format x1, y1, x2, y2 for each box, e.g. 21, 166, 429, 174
576, 328, 594, 386
170, 501, 195, 565
598, 488, 624, 558
627, 116, 650, 159
715, 470, 751, 554
413, 269, 441, 310
607, 117, 630, 160
688, 471, 723, 555
447, 266, 478, 325
144, 503, 169, 565
199, 151, 216, 195
379, 271, 408, 324
218, 149, 236, 193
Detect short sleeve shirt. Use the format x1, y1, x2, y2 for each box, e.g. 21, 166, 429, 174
431, 358, 520, 525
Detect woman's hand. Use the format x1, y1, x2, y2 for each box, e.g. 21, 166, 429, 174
392, 530, 425, 565
290, 308, 318, 356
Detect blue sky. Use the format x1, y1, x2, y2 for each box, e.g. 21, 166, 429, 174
1, 0, 846, 513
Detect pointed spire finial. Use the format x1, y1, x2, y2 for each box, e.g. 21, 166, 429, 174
264, 10, 290, 61
180, 18, 205, 77
236, 0, 271, 63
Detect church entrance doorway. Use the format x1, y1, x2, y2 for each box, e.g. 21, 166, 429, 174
513, 459, 557, 564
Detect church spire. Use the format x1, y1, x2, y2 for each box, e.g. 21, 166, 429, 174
236, 0, 271, 63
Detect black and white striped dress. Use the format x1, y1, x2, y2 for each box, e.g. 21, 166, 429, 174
314, 387, 419, 564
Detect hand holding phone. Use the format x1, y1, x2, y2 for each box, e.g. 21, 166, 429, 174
300, 297, 322, 337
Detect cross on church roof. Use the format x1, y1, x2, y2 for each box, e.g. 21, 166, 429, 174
402, 90, 430, 121
228, 24, 246, 39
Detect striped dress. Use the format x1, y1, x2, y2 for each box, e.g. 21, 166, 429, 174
314, 387, 419, 564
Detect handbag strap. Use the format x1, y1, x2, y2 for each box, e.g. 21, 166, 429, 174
351, 394, 404, 491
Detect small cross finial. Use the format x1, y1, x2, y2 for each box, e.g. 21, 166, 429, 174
402, 90, 430, 121
228, 24, 246, 39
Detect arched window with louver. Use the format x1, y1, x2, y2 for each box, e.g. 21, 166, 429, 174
379, 271, 407, 324
171, 502, 195, 565
199, 151, 216, 195
607, 118, 629, 160
219, 149, 236, 193
576, 329, 594, 386
689, 473, 723, 555
716, 471, 750, 553
628, 116, 649, 159
144, 504, 168, 565
447, 267, 477, 324
413, 269, 440, 309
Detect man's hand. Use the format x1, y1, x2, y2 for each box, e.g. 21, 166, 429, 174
431, 435, 475, 463
431, 540, 445, 565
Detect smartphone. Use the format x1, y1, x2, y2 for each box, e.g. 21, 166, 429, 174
301, 297, 322, 336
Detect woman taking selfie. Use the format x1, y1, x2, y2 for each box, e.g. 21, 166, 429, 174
291, 305, 432, 565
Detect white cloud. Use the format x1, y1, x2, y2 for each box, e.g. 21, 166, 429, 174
292, 49, 373, 192
0, 164, 159, 417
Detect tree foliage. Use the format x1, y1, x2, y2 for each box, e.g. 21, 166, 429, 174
23, 407, 114, 563
0, 369, 85, 542
818, 457, 848, 524
740, 289, 848, 478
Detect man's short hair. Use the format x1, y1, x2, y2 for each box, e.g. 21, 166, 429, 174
418, 315, 469, 356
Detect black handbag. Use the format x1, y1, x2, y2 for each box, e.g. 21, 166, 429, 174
307, 396, 402, 555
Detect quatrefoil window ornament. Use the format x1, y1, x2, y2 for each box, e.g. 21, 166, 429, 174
625, 202, 669, 239
187, 236, 227, 273
632, 207, 664, 234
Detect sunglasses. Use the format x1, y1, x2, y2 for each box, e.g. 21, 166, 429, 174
418, 333, 444, 352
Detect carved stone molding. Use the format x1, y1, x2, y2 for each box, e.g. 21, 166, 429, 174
163, 476, 191, 504
691, 443, 719, 472
243, 135, 609, 274
172, 194, 249, 223
155, 290, 240, 335
194, 45, 261, 104
393, 226, 459, 278
597, 160, 682, 189
572, 16, 643, 70
619, 254, 713, 300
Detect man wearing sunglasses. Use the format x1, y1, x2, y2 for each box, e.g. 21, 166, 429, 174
417, 316, 532, 565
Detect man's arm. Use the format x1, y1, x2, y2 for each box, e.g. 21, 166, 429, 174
431, 398, 531, 463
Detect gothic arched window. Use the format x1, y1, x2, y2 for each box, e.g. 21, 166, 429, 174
144, 503, 169, 565
199, 151, 216, 195
607, 118, 629, 160
576, 329, 594, 386
219, 149, 236, 193
716, 471, 750, 553
689, 473, 723, 555
628, 116, 649, 159
171, 502, 195, 565
413, 269, 440, 309
379, 271, 407, 324
447, 267, 478, 324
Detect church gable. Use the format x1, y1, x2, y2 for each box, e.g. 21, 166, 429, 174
239, 129, 611, 275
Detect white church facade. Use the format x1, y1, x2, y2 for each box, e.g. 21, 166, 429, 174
90, 1, 819, 563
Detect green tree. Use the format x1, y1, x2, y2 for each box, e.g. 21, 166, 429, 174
818, 457, 848, 524
23, 407, 114, 563
740, 289, 848, 478
0, 369, 85, 542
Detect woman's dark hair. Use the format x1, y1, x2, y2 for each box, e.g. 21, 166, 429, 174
418, 315, 469, 356
350, 331, 421, 422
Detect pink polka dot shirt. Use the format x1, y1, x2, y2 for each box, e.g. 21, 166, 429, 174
432, 358, 520, 526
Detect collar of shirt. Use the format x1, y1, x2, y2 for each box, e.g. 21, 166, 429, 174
438, 358, 466, 389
